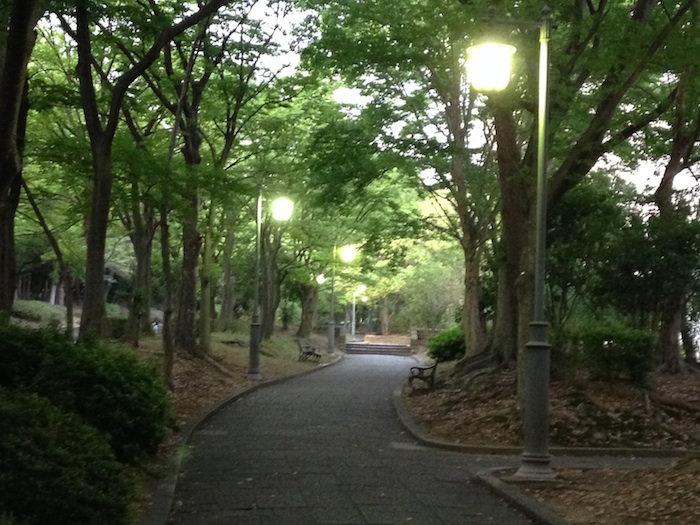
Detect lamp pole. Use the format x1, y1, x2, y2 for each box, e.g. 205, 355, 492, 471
248, 193, 293, 380
516, 5, 553, 481
464, 2, 554, 480
248, 182, 263, 380
327, 243, 337, 353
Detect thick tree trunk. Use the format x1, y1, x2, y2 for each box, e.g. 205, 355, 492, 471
461, 244, 486, 357
79, 140, 113, 339
176, 189, 202, 356
660, 299, 683, 373
0, 174, 20, 315
492, 103, 532, 392
0, 1, 39, 313
296, 283, 318, 338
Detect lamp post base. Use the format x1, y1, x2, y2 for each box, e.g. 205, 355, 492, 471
514, 453, 556, 480
248, 319, 262, 381
327, 322, 335, 353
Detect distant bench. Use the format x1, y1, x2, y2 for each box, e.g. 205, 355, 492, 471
296, 339, 321, 363
408, 361, 437, 388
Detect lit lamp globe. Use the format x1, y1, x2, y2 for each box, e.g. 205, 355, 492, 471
357, 284, 367, 294
339, 245, 357, 263
466, 42, 516, 91
271, 197, 294, 221
316, 273, 326, 285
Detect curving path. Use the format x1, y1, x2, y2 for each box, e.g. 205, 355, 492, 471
168, 354, 533, 525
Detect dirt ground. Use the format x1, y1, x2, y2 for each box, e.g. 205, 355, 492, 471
403, 362, 700, 525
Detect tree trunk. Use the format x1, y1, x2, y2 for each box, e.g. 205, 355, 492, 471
160, 205, 175, 390
0, 1, 39, 313
0, 173, 20, 315
218, 218, 236, 331
379, 297, 390, 335
660, 299, 684, 373
461, 243, 486, 357
680, 312, 698, 365
125, 225, 153, 347
653, 70, 697, 373
492, 103, 532, 393
296, 283, 318, 338
260, 225, 282, 340
175, 188, 202, 356
79, 139, 113, 339
198, 205, 215, 355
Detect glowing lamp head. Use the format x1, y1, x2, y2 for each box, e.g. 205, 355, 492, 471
316, 273, 326, 285
271, 197, 294, 221
339, 245, 357, 263
466, 42, 516, 92
357, 284, 367, 294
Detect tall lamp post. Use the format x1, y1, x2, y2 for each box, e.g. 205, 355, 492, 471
327, 244, 357, 352
465, 3, 554, 480
248, 195, 294, 380
351, 284, 367, 337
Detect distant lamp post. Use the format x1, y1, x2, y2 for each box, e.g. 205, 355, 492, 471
248, 195, 294, 380
351, 284, 367, 337
465, 3, 554, 480
327, 244, 357, 352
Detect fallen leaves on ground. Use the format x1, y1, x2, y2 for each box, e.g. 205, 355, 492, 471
403, 364, 700, 524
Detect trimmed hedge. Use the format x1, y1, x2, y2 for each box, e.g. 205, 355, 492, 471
0, 387, 133, 525
0, 324, 172, 463
427, 325, 466, 362
579, 322, 656, 386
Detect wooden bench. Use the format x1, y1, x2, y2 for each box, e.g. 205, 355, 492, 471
296, 339, 321, 362
408, 361, 438, 388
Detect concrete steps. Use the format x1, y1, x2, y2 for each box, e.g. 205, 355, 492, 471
345, 341, 412, 356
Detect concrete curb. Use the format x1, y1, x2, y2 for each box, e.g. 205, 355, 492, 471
476, 468, 570, 525
142, 351, 345, 525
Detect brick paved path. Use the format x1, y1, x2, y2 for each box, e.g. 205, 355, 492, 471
168, 354, 533, 525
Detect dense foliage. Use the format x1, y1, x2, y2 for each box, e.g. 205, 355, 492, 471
427, 325, 466, 362
0, 324, 172, 463
0, 387, 133, 525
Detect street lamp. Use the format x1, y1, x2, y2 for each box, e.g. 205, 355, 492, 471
326, 244, 357, 352
248, 195, 294, 380
466, 3, 554, 480
351, 284, 367, 337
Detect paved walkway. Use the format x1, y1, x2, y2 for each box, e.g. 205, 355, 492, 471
168, 354, 533, 525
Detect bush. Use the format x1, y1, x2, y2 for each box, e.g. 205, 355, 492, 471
0, 387, 133, 525
427, 325, 466, 362
0, 325, 172, 463
578, 321, 656, 386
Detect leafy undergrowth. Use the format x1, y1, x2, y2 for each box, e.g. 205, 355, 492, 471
523, 456, 700, 525
403, 364, 700, 524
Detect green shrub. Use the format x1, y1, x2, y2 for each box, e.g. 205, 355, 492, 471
0, 325, 172, 463
427, 325, 466, 362
578, 321, 656, 386
0, 387, 133, 525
